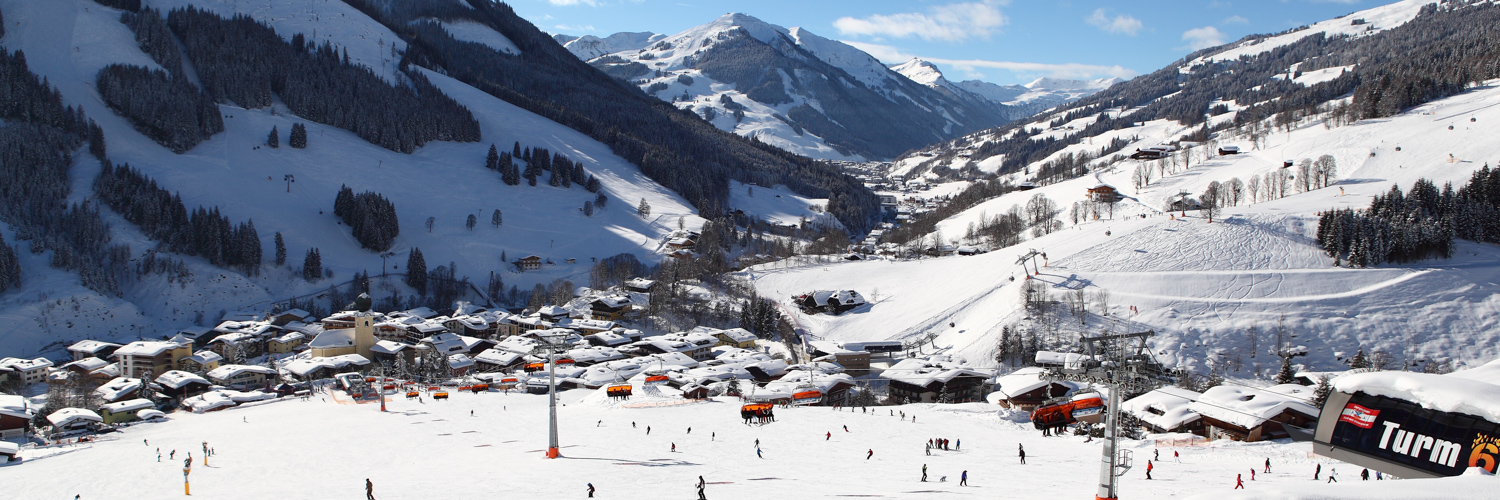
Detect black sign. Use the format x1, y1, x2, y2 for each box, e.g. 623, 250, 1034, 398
1328, 393, 1499, 477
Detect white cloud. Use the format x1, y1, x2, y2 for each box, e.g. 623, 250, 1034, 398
547, 0, 598, 6
1222, 15, 1250, 25
833, 1, 1009, 42
1181, 26, 1227, 50
1085, 8, 1143, 36
554, 24, 596, 32
840, 41, 915, 64
930, 57, 1138, 80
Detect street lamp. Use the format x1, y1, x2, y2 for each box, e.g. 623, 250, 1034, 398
284, 174, 295, 193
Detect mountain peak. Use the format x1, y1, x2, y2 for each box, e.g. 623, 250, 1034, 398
892, 57, 948, 87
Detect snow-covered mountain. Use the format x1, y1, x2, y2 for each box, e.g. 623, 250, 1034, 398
892, 57, 1119, 113
565, 14, 1013, 161
552, 31, 664, 61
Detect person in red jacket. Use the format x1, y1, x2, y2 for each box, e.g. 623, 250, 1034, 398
1234, 474, 1244, 490
1146, 460, 1154, 480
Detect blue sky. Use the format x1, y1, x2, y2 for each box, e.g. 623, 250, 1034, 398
516, 0, 1387, 85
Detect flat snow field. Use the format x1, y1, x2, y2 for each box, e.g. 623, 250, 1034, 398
9, 387, 1479, 499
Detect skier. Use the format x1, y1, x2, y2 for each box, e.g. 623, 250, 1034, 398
1173, 450, 1180, 462
960, 470, 968, 486
922, 464, 928, 482
1250, 468, 1255, 481
366, 478, 375, 500
712, 432, 715, 441
170, 450, 176, 460
1019, 447, 1026, 464
1146, 460, 1153, 479
1361, 469, 1369, 481
925, 443, 931, 455
1315, 463, 1321, 480
955, 439, 960, 450
687, 427, 692, 434
843, 425, 849, 432
1327, 468, 1338, 483
1234, 474, 1244, 490
597, 420, 602, 427
867, 449, 874, 460
1376, 471, 1383, 480
1265, 458, 1271, 473
144, 439, 148, 446
756, 447, 763, 459
826, 432, 831, 441
1154, 449, 1160, 461
587, 483, 595, 498
696, 481, 707, 500
672, 443, 676, 453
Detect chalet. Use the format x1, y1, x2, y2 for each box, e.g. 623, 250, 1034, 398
0, 357, 54, 386
986, 367, 1082, 410
267, 331, 306, 354
61, 357, 113, 381
404, 307, 442, 320
115, 341, 190, 379
0, 366, 10, 386
46, 408, 102, 435
445, 314, 498, 338
536, 305, 571, 323
369, 340, 412, 365
515, 255, 543, 272
883, 356, 992, 403
1218, 145, 1241, 155
174, 326, 215, 349
0, 440, 17, 462
1087, 184, 1123, 203
588, 295, 634, 321
448, 354, 475, 376
177, 350, 223, 374
1014, 181, 1038, 191
320, 310, 382, 330
666, 237, 696, 250
99, 398, 155, 424
807, 341, 870, 371
67, 340, 122, 361
712, 328, 758, 349
1121, 386, 1205, 435
283, 355, 370, 381
554, 317, 615, 335
1187, 384, 1319, 442
269, 309, 314, 326
155, 370, 211, 399
793, 290, 867, 315
94, 377, 145, 404
624, 278, 656, 293
956, 245, 987, 256
474, 348, 525, 372
762, 369, 857, 407
206, 364, 278, 391
585, 330, 632, 347
0, 394, 32, 440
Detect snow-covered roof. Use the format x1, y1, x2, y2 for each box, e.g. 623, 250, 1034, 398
62, 357, 110, 372
474, 348, 523, 367
990, 367, 1077, 399
186, 350, 224, 365
155, 370, 210, 389
100, 398, 154, 414
495, 336, 540, 354
136, 409, 166, 421
1121, 387, 1202, 431
881, 356, 992, 388
0, 394, 31, 419
1336, 368, 1500, 424
283, 355, 369, 377
421, 332, 469, 354
213, 320, 278, 336
207, 364, 278, 381
272, 331, 306, 344
47, 407, 102, 427
586, 331, 631, 346
95, 377, 144, 402
537, 305, 570, 317
1188, 384, 1319, 429
0, 356, 54, 371
555, 318, 615, 331
448, 354, 475, 370
593, 295, 632, 308
804, 290, 866, 306
67, 340, 121, 354
404, 306, 441, 319
714, 328, 758, 343
114, 341, 181, 357
182, 390, 274, 412
625, 277, 656, 289
307, 328, 357, 349
371, 340, 408, 354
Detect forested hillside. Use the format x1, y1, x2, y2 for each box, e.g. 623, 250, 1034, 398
341, 0, 880, 232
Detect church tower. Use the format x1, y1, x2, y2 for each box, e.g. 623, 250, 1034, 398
354, 293, 375, 360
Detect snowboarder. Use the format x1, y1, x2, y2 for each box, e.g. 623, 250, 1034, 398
366, 478, 375, 500
1361, 469, 1369, 480
1154, 449, 1160, 461
712, 432, 715, 441
1314, 463, 1321, 480
1327, 468, 1338, 483
1146, 460, 1153, 479
1265, 458, 1271, 473
922, 464, 928, 482
960, 470, 968, 486
587, 483, 595, 498
867, 449, 874, 460
1234, 474, 1244, 490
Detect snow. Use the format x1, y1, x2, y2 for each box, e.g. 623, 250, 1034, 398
1188, 467, 1500, 500
95, 378, 144, 402
154, 370, 209, 390
557, 32, 664, 61
1334, 370, 1500, 424
1122, 386, 1202, 431
1187, 384, 1318, 429
46, 407, 102, 426
991, 366, 1076, 398
434, 19, 519, 56
728, 180, 834, 228
4, 381, 1421, 499
0, 0, 702, 359
1190, 0, 1432, 67
101, 398, 154, 414
205, 364, 277, 381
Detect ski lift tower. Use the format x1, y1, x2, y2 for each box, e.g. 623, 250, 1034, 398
1041, 330, 1171, 500
534, 330, 574, 459
1016, 248, 1043, 277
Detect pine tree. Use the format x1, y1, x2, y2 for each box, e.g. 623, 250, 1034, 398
491, 209, 501, 228
583, 201, 594, 217
273, 232, 286, 266
596, 193, 608, 209
406, 247, 427, 296
485, 144, 499, 170
585, 175, 601, 193
466, 213, 477, 231
1312, 375, 1334, 409
637, 198, 651, 218
267, 126, 279, 148
1273, 356, 1297, 384
1349, 348, 1371, 369
302, 248, 320, 282
289, 123, 307, 148
512, 141, 521, 158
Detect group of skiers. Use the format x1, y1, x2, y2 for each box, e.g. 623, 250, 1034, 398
924, 437, 958, 455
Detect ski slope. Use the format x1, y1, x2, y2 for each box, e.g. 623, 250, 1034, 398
10, 384, 1478, 499
754, 78, 1500, 374
0, 0, 701, 357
